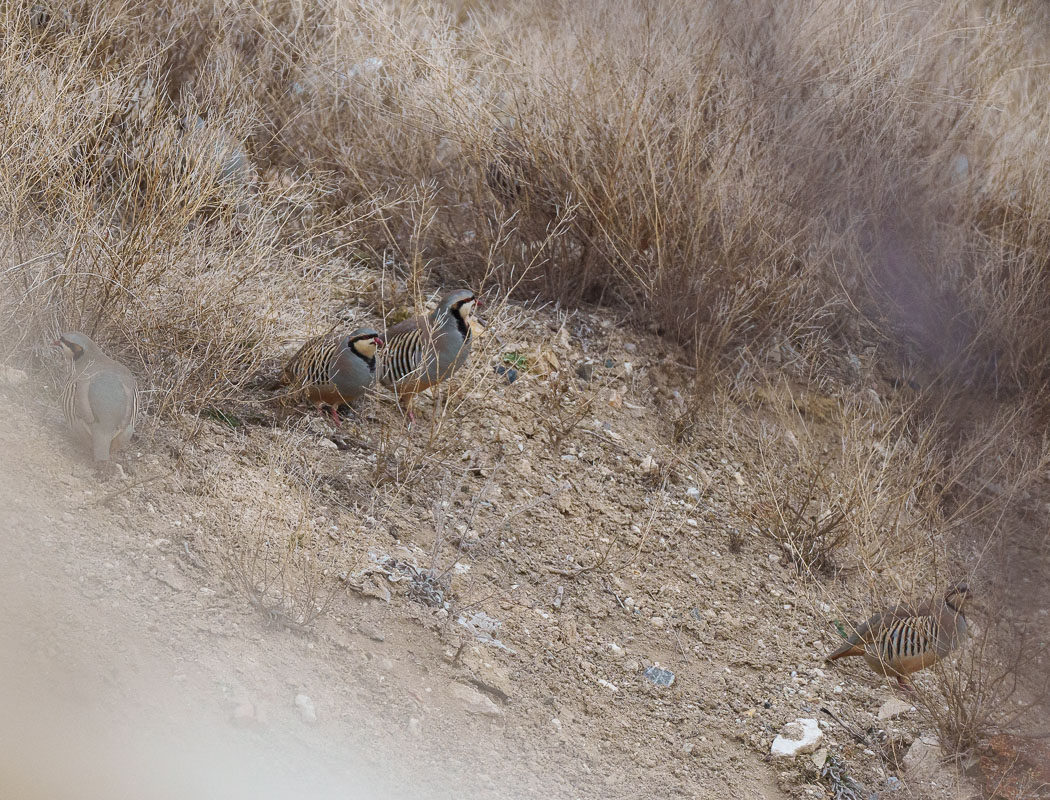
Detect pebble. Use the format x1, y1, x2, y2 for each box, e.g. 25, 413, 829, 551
408, 717, 423, 738
576, 362, 594, 382
650, 616, 666, 629
294, 694, 317, 724
624, 343, 637, 353
493, 365, 518, 383
685, 487, 701, 500
643, 666, 675, 687
770, 719, 823, 759
877, 697, 914, 720
902, 735, 942, 778
451, 683, 503, 717
639, 455, 658, 475
357, 622, 386, 642
230, 700, 262, 728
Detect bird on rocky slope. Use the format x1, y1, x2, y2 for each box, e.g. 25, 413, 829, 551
825, 583, 972, 691
55, 332, 139, 462
278, 328, 384, 424
380, 289, 479, 422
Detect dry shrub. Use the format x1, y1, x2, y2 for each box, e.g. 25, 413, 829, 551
200, 427, 351, 627
4, 0, 1050, 406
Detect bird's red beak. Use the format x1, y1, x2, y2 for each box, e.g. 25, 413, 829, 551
374, 336, 385, 348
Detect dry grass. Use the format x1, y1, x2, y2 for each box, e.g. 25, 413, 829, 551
5, 0, 1050, 397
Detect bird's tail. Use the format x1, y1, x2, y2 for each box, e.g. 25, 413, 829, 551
825, 641, 863, 662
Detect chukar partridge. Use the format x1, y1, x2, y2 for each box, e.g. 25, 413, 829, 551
826, 583, 971, 690
380, 289, 478, 421
56, 332, 138, 462
278, 328, 383, 423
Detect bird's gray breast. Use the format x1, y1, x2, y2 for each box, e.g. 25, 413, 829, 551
332, 348, 374, 400
433, 328, 470, 380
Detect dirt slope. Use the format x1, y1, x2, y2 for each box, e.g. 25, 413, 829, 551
0, 302, 989, 800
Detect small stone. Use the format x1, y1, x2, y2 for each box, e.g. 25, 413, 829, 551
555, 493, 573, 515
877, 697, 914, 720
902, 735, 942, 778
452, 683, 502, 717
493, 365, 519, 384
732, 471, 745, 486
685, 487, 701, 500
230, 700, 260, 728
682, 742, 695, 756
624, 342, 637, 353
811, 748, 828, 769
770, 719, 823, 759
604, 359, 615, 369
294, 694, 317, 724
650, 616, 666, 629
640, 455, 658, 475
319, 437, 338, 449
576, 362, 594, 382
357, 622, 386, 642
408, 717, 423, 738
643, 666, 675, 687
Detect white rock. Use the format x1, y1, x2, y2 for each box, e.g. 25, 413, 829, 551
685, 487, 701, 500
650, 616, 666, 629
294, 694, 317, 723
877, 697, 915, 720
640, 454, 658, 475
451, 683, 502, 717
902, 735, 942, 779
770, 718, 823, 759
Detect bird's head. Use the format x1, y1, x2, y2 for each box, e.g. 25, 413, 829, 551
349, 328, 383, 359
944, 582, 973, 612
53, 331, 96, 362
440, 289, 480, 324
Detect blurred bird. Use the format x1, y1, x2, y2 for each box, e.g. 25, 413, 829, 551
278, 328, 383, 424
56, 332, 138, 462
825, 583, 972, 691
380, 289, 479, 422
